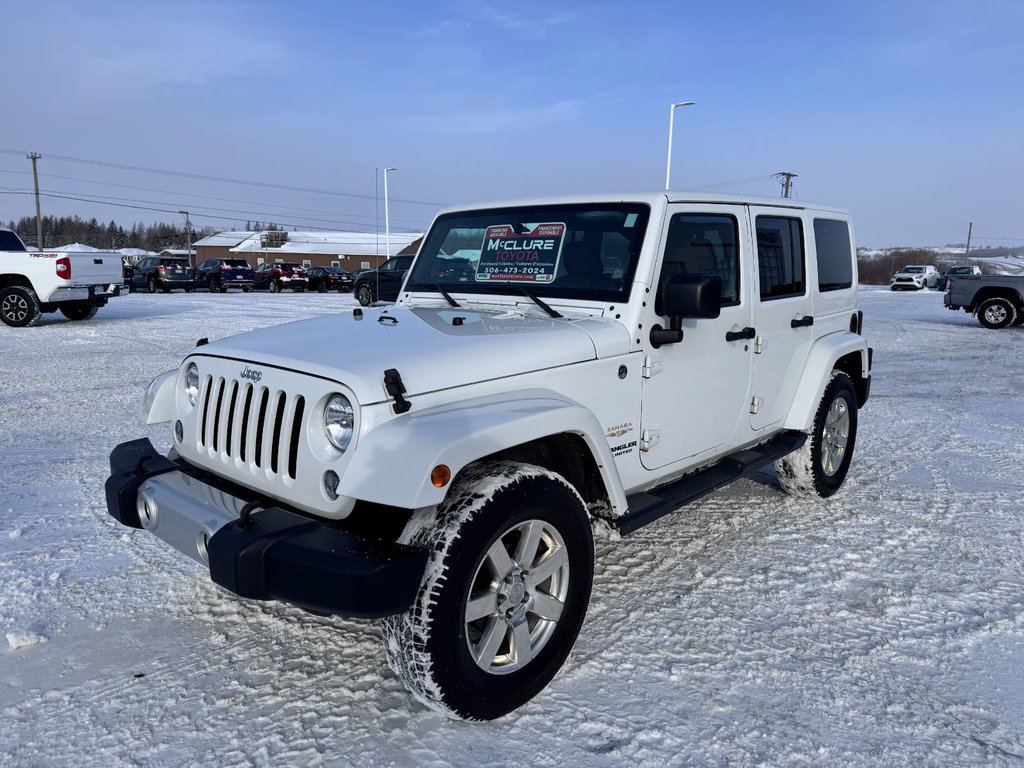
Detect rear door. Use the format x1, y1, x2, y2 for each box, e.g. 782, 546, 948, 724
749, 208, 815, 431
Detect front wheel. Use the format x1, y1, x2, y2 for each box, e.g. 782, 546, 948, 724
0, 286, 42, 327
356, 283, 374, 306
59, 303, 98, 321
977, 297, 1017, 329
776, 371, 858, 499
382, 462, 594, 721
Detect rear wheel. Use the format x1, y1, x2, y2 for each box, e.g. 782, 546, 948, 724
776, 371, 858, 499
318, 281, 328, 293
977, 297, 1017, 329
59, 303, 98, 321
356, 283, 374, 306
269, 279, 280, 293
147, 276, 157, 293
0, 286, 41, 327
382, 462, 594, 721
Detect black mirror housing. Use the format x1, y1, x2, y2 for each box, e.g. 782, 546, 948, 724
650, 275, 723, 348
661, 274, 723, 320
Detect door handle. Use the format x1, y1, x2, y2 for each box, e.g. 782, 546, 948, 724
725, 327, 756, 342
791, 316, 814, 328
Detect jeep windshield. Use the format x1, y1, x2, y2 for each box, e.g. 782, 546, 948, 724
406, 203, 651, 304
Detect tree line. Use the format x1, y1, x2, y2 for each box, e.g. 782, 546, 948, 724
4, 216, 285, 252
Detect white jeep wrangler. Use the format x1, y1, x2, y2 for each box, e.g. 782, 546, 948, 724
105, 193, 872, 720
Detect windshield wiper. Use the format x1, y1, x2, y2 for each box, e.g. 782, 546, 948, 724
513, 283, 562, 319
433, 283, 460, 308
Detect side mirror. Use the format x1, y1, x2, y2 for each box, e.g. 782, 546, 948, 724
650, 274, 723, 347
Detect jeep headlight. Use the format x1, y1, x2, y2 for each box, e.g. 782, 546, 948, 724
183, 363, 200, 406
324, 394, 354, 452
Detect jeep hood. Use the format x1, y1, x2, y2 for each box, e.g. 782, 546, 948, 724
197, 304, 629, 404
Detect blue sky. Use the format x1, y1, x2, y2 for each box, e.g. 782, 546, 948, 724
1, 0, 1021, 247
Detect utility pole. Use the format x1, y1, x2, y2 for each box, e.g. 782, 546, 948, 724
773, 171, 798, 198
27, 152, 43, 250
964, 221, 973, 262
179, 211, 192, 266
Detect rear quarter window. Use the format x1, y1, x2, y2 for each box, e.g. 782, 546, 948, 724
0, 231, 27, 251
813, 218, 853, 292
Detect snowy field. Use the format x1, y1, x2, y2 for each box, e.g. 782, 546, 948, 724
2, 287, 1023, 767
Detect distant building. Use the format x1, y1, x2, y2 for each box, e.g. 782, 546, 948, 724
192, 230, 423, 272
159, 248, 197, 260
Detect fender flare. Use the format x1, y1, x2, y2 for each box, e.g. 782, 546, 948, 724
783, 334, 870, 432
337, 388, 628, 514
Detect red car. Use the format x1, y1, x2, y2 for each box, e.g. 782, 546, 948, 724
253, 262, 309, 292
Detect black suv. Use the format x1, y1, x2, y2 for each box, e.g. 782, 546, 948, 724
308, 266, 354, 293
130, 257, 195, 293
253, 262, 309, 292
353, 255, 413, 306
195, 258, 254, 292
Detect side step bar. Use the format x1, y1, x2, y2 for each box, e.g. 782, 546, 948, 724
617, 431, 806, 535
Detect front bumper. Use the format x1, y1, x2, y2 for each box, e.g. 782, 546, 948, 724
105, 438, 428, 618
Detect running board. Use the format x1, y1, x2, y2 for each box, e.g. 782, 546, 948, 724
617, 431, 806, 536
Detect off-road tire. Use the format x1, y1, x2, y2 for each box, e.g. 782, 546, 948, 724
977, 297, 1017, 329
382, 462, 594, 721
356, 283, 374, 306
59, 303, 98, 321
0, 285, 42, 327
776, 371, 858, 499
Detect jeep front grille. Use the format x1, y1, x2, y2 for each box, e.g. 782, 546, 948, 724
198, 375, 305, 480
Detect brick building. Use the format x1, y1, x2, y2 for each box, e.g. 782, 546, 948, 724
192, 230, 423, 272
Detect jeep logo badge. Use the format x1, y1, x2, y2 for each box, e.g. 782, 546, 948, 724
240, 365, 263, 383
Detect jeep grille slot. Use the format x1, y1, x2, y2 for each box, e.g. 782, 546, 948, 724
194, 374, 305, 481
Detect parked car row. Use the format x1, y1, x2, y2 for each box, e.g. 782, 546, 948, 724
889, 264, 982, 291
124, 258, 367, 294
123, 255, 419, 305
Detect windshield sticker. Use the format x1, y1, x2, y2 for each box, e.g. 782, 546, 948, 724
476, 223, 565, 283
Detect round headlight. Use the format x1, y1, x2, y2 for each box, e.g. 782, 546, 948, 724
184, 363, 200, 406
324, 394, 354, 452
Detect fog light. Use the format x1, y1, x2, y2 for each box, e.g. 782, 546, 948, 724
323, 470, 341, 500
174, 420, 184, 443
196, 531, 210, 564
431, 464, 451, 488
137, 491, 157, 529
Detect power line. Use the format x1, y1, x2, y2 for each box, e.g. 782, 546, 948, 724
0, 189, 422, 233
0, 148, 448, 207
25, 185, 423, 231
0, 167, 428, 229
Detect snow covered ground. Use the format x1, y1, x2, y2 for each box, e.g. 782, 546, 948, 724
1, 288, 1022, 766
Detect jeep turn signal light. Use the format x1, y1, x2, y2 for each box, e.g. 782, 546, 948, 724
431, 465, 452, 488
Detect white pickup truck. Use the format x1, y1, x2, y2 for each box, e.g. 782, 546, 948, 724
0, 228, 123, 327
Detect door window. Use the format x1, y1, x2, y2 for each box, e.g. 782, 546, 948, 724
657, 213, 740, 314
756, 217, 805, 300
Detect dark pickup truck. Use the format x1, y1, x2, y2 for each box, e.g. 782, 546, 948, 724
944, 273, 1024, 329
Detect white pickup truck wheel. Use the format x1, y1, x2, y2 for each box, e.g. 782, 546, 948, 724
0, 286, 41, 328
382, 462, 594, 721
776, 371, 858, 499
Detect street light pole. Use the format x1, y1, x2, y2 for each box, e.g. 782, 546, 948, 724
383, 167, 397, 264
665, 101, 695, 191
178, 210, 192, 266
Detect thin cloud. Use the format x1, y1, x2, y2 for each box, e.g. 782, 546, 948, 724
403, 100, 585, 136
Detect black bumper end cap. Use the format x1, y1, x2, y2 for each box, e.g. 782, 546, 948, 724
208, 507, 429, 619
105, 438, 178, 528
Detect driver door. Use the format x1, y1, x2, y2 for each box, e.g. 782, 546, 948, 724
640, 205, 755, 472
